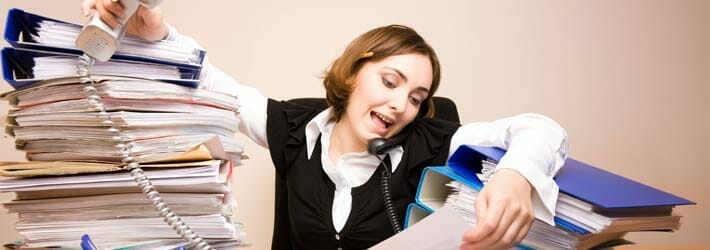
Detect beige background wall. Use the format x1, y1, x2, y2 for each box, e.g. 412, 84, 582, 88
1, 0, 708, 248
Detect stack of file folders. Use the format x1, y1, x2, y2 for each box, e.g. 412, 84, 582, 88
2, 8, 205, 89
0, 8, 248, 249
403, 145, 695, 250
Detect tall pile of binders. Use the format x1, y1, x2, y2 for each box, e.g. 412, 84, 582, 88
0, 8, 248, 249
403, 145, 695, 249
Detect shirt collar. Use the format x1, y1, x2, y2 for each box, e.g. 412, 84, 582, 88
305, 108, 404, 173
305, 108, 332, 158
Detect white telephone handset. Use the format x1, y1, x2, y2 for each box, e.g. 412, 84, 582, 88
76, 0, 164, 61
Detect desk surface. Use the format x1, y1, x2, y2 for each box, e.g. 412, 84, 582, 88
615, 246, 710, 250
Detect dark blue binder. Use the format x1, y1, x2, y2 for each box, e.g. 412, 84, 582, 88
448, 145, 695, 211
4, 8, 206, 69
2, 47, 200, 89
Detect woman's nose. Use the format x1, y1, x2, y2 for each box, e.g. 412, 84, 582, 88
387, 90, 408, 113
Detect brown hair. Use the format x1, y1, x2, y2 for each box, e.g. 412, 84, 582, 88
323, 24, 441, 122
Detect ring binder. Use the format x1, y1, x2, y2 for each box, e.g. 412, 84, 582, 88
402, 145, 695, 249
4, 8, 206, 68
1, 47, 201, 89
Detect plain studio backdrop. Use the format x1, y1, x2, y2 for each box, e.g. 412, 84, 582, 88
1, 0, 708, 248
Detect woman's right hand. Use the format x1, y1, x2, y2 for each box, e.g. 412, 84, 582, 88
80, 0, 168, 41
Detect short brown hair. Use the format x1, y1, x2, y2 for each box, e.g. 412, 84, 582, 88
323, 24, 441, 122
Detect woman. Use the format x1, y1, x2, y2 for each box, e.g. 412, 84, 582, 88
82, 1, 568, 249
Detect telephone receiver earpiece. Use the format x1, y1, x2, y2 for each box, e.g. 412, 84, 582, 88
367, 133, 408, 156
367, 138, 391, 155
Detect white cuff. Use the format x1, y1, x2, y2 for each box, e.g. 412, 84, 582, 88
163, 21, 177, 41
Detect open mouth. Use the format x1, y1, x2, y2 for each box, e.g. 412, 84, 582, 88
371, 111, 393, 130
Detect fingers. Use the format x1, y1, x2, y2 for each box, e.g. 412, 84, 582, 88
94, 0, 124, 28
135, 5, 163, 29
462, 203, 521, 249
464, 193, 490, 242
465, 194, 503, 243
460, 169, 536, 249
514, 216, 533, 245
493, 211, 529, 249
473, 201, 512, 249
102, 0, 125, 18
461, 190, 535, 249
81, 0, 96, 16
125, 5, 168, 41
474, 191, 487, 231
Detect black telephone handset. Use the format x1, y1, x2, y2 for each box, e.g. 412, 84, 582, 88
367, 136, 406, 156
367, 133, 408, 234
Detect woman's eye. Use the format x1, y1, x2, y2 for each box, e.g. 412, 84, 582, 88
410, 96, 422, 106
381, 77, 396, 88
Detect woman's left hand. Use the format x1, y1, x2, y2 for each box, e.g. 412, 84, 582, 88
460, 168, 535, 250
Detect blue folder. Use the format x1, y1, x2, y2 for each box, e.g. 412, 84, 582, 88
409, 167, 541, 250
448, 145, 695, 211
2, 47, 201, 89
418, 166, 589, 234
414, 166, 589, 234
409, 145, 695, 235
4, 8, 206, 69
403, 203, 430, 229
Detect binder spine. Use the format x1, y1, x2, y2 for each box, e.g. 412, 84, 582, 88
76, 54, 213, 250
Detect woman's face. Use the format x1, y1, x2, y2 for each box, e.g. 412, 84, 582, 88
343, 53, 433, 145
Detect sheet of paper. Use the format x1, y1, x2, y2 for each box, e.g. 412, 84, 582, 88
0, 160, 220, 177
371, 205, 471, 250
0, 161, 222, 192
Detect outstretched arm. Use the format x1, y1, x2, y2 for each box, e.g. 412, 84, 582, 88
165, 26, 270, 148
451, 113, 568, 249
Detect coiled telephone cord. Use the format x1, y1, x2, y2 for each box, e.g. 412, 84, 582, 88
77, 54, 214, 250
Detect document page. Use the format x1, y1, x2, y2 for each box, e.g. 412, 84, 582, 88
371, 205, 471, 250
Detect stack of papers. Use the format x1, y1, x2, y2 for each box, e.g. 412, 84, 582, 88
445, 181, 626, 249
0, 161, 228, 192
2, 47, 202, 86
1, 167, 244, 248
3, 76, 238, 110
17, 214, 239, 247
2, 77, 244, 164
381, 145, 694, 250
32, 19, 203, 65
32, 56, 182, 80
3, 8, 206, 89
1, 9, 249, 249
555, 193, 682, 234
0, 77, 248, 248
0, 77, 248, 247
